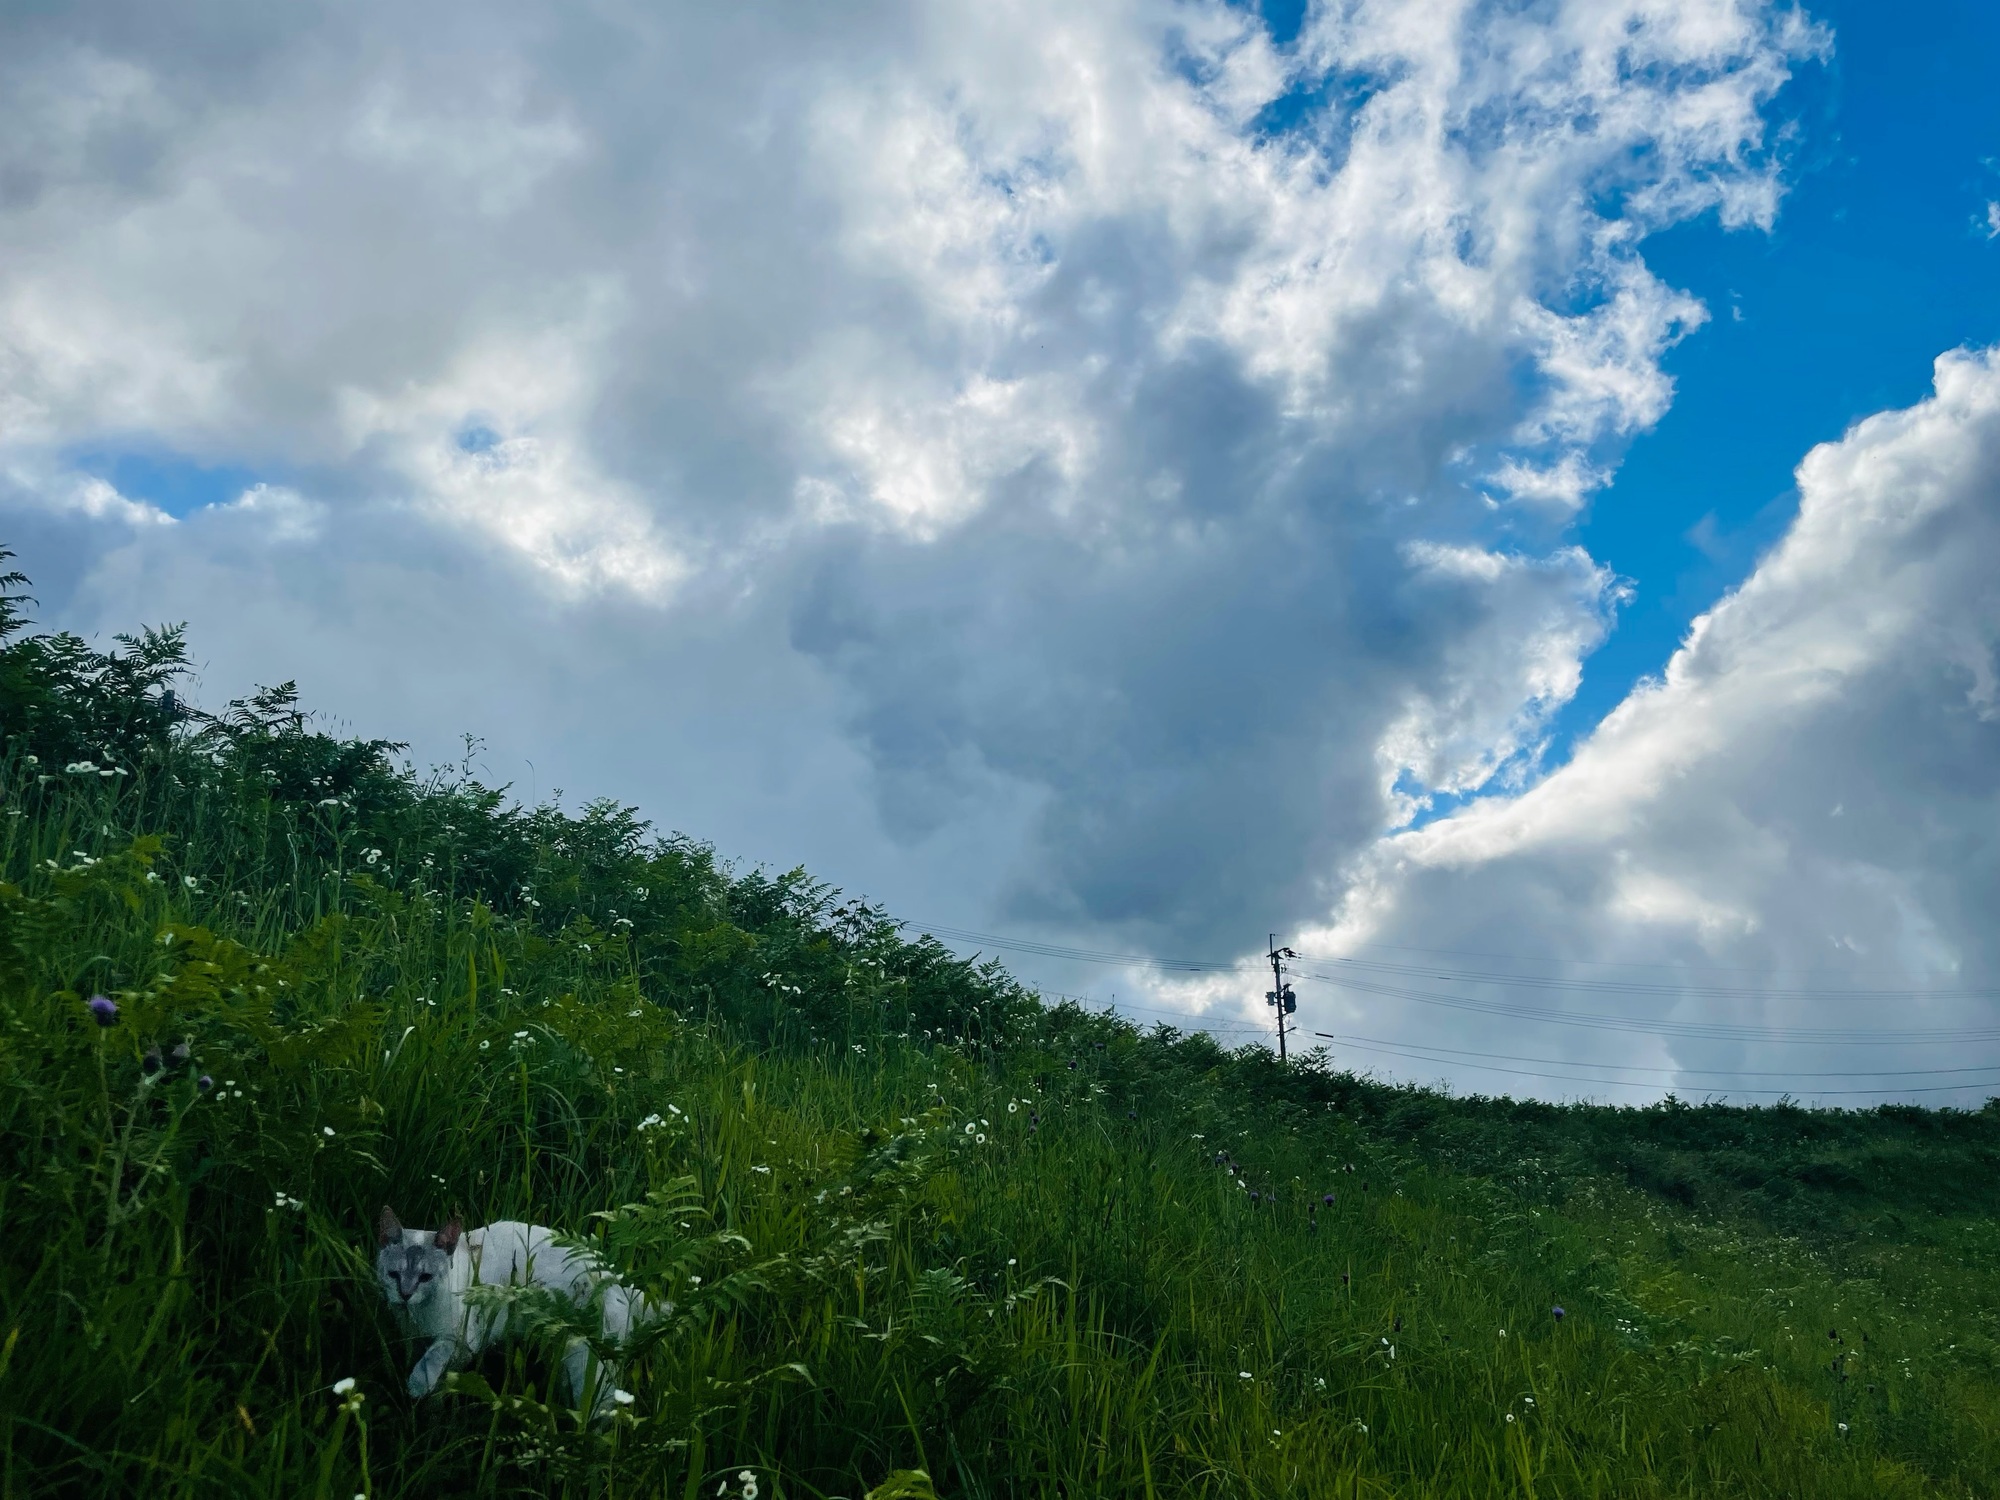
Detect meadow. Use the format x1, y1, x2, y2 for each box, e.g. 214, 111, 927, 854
3, 551, 1999, 1498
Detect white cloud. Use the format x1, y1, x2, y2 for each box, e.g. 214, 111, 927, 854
0, 0, 1854, 1058
1310, 349, 2000, 1101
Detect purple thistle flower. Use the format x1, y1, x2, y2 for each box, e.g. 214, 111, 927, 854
142, 1047, 163, 1075
1552, 1306, 1565, 1322
197, 1074, 215, 1092
1248, 1190, 1260, 1204
169, 1042, 191, 1067
1322, 1193, 1335, 1206
1127, 1109, 1137, 1120
86, 995, 119, 1027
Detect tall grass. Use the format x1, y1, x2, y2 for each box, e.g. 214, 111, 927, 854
3, 569, 1999, 1496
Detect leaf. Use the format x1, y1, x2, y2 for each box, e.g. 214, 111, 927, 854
864, 1470, 939, 1500
441, 1369, 500, 1404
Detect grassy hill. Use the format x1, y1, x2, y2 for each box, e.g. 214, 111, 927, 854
3, 550, 1999, 1498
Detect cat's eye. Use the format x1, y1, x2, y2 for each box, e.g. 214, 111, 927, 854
418, 1273, 432, 1282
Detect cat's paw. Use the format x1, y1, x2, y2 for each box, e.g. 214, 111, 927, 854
406, 1365, 437, 1399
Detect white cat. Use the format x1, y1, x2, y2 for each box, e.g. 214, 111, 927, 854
374, 1206, 655, 1420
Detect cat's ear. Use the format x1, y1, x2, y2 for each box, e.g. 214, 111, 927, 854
378, 1205, 403, 1247
434, 1217, 462, 1254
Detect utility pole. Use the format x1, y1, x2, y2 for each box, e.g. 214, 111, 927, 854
1266, 935, 1297, 1062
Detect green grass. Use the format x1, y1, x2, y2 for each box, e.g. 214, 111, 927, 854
3, 566, 2000, 1497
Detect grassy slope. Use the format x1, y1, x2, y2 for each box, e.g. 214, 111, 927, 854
2, 618, 1999, 1497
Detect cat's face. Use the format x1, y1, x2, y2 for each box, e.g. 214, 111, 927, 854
375, 1205, 460, 1312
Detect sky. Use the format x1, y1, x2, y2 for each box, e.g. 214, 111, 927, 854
4, 0, 1999, 1106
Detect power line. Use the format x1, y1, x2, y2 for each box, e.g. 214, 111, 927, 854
1318, 1037, 2000, 1098
1034, 992, 1266, 1031
1294, 970, 2000, 1046
1303, 956, 2000, 1003
1312, 1032, 2000, 1081
907, 921, 1242, 975
905, 919, 1999, 1003
910, 919, 2000, 1045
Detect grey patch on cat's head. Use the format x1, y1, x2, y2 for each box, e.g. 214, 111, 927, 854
374, 1204, 461, 1312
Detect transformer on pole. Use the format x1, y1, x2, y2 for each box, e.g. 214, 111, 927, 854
1266, 934, 1297, 1061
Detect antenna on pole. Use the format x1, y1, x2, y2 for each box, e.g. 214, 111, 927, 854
1265, 934, 1298, 1062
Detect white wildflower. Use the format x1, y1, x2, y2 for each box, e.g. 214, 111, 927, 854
332, 1377, 356, 1395
613, 1389, 636, 1406
322, 1126, 335, 1137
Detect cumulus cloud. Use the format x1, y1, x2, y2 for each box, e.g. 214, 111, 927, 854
0, 0, 1851, 1053
1304, 350, 2000, 1102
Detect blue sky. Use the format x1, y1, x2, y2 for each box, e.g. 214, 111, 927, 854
1555, 0, 2000, 760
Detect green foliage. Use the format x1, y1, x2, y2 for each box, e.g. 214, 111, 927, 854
3, 549, 1999, 1497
